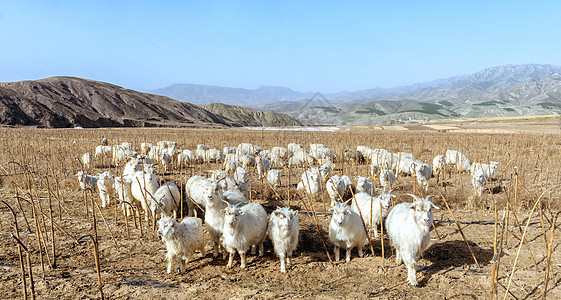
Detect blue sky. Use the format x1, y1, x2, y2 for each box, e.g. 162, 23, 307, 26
1, 1, 560, 93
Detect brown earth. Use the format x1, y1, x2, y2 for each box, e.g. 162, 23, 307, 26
0, 125, 560, 299
0, 77, 236, 128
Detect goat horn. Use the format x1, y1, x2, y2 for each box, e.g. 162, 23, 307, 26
406, 193, 422, 201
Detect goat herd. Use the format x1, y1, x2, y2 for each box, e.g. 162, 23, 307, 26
75, 140, 498, 287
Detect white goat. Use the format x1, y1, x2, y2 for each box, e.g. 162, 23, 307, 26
268, 207, 299, 273
288, 156, 304, 168
97, 171, 114, 208
310, 143, 336, 162
326, 175, 345, 206
140, 142, 153, 155
379, 168, 396, 191
297, 169, 322, 200
256, 156, 271, 179
269, 152, 286, 168
152, 182, 181, 220
221, 202, 268, 268
205, 149, 225, 163
445, 149, 472, 172
271, 146, 291, 160
292, 149, 316, 165
267, 169, 282, 188
223, 146, 237, 155
287, 143, 303, 154
76, 170, 98, 191
239, 155, 256, 169
130, 164, 159, 221
94, 145, 112, 158
157, 216, 205, 274
122, 155, 149, 178
185, 175, 221, 217
114, 176, 137, 217
413, 162, 432, 191
329, 200, 367, 262
472, 168, 489, 196
385, 194, 440, 286
159, 152, 172, 173
355, 176, 374, 195
185, 176, 225, 257
233, 166, 249, 196
350, 191, 395, 237
81, 152, 93, 169
470, 161, 499, 179
222, 189, 249, 205
224, 159, 239, 174
397, 158, 417, 176
432, 155, 446, 180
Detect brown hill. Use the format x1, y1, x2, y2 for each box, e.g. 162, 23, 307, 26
199, 103, 306, 127
0, 77, 237, 128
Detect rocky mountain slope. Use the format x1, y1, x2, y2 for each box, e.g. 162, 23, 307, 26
150, 64, 561, 125
261, 64, 561, 125
199, 103, 306, 127
0, 77, 237, 128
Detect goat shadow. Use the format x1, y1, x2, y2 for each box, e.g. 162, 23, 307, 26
417, 239, 494, 287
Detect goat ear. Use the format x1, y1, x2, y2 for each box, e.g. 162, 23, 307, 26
293, 210, 299, 216
429, 202, 440, 210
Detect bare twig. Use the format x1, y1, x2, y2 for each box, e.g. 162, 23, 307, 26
77, 235, 104, 300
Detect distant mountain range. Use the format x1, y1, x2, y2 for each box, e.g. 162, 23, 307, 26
3, 64, 561, 128
149, 84, 311, 107
151, 64, 561, 125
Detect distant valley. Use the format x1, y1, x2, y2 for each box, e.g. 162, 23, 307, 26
151, 64, 561, 125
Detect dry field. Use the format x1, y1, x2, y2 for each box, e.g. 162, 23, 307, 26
1, 120, 561, 299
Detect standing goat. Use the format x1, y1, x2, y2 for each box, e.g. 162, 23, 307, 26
267, 169, 282, 189
379, 168, 396, 191
350, 191, 395, 238
157, 216, 205, 274
130, 164, 159, 221
329, 200, 366, 262
221, 202, 268, 268
97, 171, 114, 208
268, 207, 299, 273
152, 182, 181, 220
326, 175, 345, 207
385, 194, 440, 286
114, 176, 136, 217
76, 170, 98, 191
185, 175, 225, 257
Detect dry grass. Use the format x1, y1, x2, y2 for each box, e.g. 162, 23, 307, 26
0, 125, 560, 299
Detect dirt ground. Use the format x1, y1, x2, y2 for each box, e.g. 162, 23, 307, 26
0, 122, 560, 299
1, 184, 559, 300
